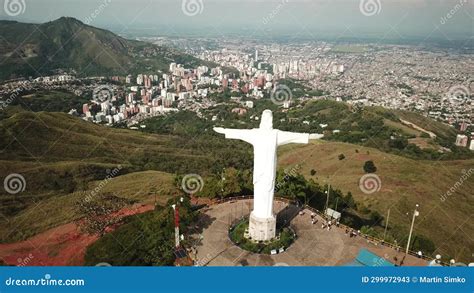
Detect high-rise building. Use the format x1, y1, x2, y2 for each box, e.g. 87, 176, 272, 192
255, 49, 259, 62
136, 74, 143, 85
144, 76, 152, 89
142, 93, 151, 105
126, 93, 135, 104
169, 63, 177, 73
460, 121, 468, 132
455, 134, 468, 147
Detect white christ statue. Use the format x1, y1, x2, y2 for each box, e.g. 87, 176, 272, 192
214, 109, 323, 241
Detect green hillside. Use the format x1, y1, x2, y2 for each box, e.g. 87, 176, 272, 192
0, 104, 472, 262
0, 17, 213, 80
0, 110, 251, 224
0, 170, 177, 242
279, 141, 474, 263
209, 99, 472, 160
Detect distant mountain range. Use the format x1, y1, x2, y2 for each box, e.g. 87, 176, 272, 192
0, 17, 213, 80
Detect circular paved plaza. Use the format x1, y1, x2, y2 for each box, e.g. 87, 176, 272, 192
192, 199, 427, 266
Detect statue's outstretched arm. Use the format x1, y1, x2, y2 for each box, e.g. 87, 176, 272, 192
277, 131, 310, 146
213, 128, 254, 144
309, 133, 324, 140
277, 131, 324, 146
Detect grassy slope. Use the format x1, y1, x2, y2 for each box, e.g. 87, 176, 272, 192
394, 110, 457, 141
0, 111, 186, 163
0, 111, 199, 242
0, 170, 177, 243
279, 141, 474, 261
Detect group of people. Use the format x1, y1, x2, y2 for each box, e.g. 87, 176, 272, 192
310, 212, 318, 225
300, 210, 344, 232
345, 228, 360, 238
321, 218, 340, 231
304, 211, 341, 231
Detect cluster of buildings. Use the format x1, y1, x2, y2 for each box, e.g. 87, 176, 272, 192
78, 58, 282, 126
1, 38, 471, 152
166, 37, 471, 128
455, 133, 474, 151
453, 121, 474, 150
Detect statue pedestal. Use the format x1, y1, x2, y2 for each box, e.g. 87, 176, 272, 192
248, 212, 276, 241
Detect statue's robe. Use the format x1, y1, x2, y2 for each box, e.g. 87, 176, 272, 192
219, 128, 309, 218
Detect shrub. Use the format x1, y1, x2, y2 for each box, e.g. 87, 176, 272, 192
363, 160, 377, 173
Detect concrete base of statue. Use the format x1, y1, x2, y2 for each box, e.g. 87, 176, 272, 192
248, 212, 276, 241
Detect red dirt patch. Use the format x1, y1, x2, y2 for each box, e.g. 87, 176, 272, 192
0, 204, 154, 266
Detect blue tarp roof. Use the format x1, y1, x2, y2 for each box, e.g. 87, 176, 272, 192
345, 249, 395, 267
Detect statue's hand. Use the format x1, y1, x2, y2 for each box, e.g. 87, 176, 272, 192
213, 127, 226, 134
309, 133, 324, 140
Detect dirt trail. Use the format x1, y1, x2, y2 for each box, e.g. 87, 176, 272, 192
399, 119, 437, 138
0, 204, 154, 266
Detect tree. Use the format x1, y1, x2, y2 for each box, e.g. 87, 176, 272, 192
223, 167, 241, 197
389, 137, 408, 150
363, 160, 377, 173
338, 154, 345, 160
239, 169, 253, 194
411, 234, 436, 254
344, 192, 356, 209
196, 176, 221, 199
85, 197, 196, 266
310, 169, 317, 176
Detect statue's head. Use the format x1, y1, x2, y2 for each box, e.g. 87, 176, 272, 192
259, 110, 273, 130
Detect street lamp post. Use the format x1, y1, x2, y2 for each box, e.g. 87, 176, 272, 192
383, 208, 390, 241
324, 183, 330, 214
405, 204, 420, 255
221, 168, 226, 202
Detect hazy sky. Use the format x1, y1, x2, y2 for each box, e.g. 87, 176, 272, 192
1, 0, 473, 40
